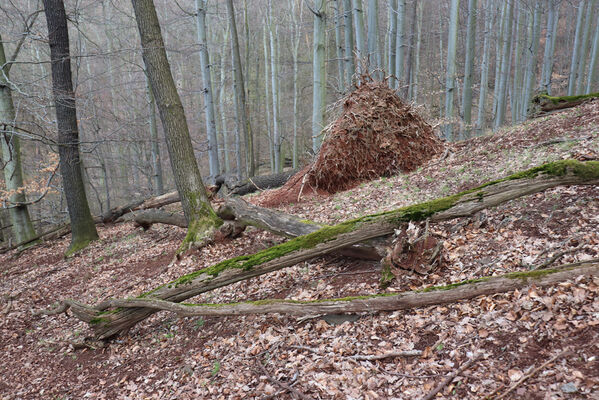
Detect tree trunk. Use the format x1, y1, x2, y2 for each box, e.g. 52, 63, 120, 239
409, 1, 422, 102
145, 73, 164, 195
62, 261, 599, 319
568, 1, 586, 96
218, 27, 231, 173
404, 0, 418, 100
576, 0, 597, 95
476, 0, 493, 133
522, 0, 541, 122
312, 0, 327, 153
195, 0, 220, 182
586, 5, 599, 93
387, 0, 397, 88
131, 0, 221, 250
443, 0, 460, 140
268, 0, 282, 172
0, 34, 37, 245
333, 0, 345, 86
394, 0, 405, 90
226, 0, 254, 178
461, 0, 477, 135
352, 0, 367, 76
493, 0, 513, 130
55, 160, 599, 339
343, 0, 355, 88
229, 169, 298, 196
366, 0, 380, 77
43, 0, 99, 256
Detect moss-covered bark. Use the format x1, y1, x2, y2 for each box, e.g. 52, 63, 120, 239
50, 160, 599, 339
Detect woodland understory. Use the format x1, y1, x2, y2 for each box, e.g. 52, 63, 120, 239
1, 101, 598, 399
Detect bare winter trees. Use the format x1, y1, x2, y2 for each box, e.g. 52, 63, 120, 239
43, 0, 99, 255
131, 0, 221, 249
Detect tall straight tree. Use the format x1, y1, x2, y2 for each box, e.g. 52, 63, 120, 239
521, 0, 541, 121
462, 0, 477, 136
387, 0, 397, 87
131, 0, 221, 248
352, 0, 367, 75
477, 0, 493, 132
0, 33, 37, 245
343, 0, 355, 88
443, 0, 459, 140
404, 0, 418, 99
311, 0, 326, 153
587, 5, 599, 92
195, 0, 220, 182
366, 0, 381, 76
540, 0, 559, 94
268, 0, 282, 171
226, 0, 254, 178
494, 0, 513, 130
567, 0, 586, 96
576, 0, 596, 94
394, 0, 405, 90
145, 73, 164, 195
333, 0, 345, 86
42, 0, 98, 255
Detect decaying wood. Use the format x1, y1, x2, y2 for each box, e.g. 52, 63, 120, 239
38, 160, 599, 339
45, 261, 598, 322
528, 93, 599, 118
229, 169, 298, 196
421, 353, 481, 400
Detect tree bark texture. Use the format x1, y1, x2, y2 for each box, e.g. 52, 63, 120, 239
0, 34, 37, 245
131, 0, 221, 247
43, 0, 99, 255
49, 160, 599, 339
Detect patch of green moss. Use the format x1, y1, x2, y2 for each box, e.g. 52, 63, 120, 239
178, 194, 223, 253
90, 317, 110, 325
64, 239, 93, 258
535, 92, 599, 104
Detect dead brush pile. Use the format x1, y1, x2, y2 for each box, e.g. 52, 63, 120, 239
258, 80, 442, 206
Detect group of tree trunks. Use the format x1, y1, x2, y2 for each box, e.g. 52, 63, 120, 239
37, 160, 599, 340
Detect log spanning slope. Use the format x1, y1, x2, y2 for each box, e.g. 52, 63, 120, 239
41, 160, 599, 340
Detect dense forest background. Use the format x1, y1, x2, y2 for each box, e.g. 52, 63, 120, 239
1, 0, 598, 242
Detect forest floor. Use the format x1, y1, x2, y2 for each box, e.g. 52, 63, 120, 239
1, 101, 599, 399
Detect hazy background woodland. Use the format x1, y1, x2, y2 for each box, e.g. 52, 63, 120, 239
1, 0, 598, 242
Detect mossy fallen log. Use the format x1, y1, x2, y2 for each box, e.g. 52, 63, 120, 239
528, 92, 599, 118
60, 261, 597, 318
41, 160, 599, 339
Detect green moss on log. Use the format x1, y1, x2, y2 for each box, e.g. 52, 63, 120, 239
534, 92, 599, 104
145, 160, 597, 295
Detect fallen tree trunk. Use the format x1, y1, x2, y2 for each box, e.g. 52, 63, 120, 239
528, 92, 599, 118
229, 169, 298, 196
42, 160, 599, 339
59, 260, 596, 317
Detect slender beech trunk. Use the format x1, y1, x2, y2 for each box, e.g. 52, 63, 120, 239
394, 0, 405, 90
462, 0, 477, 136
195, 0, 220, 182
443, 0, 459, 140
411, 1, 422, 102
404, 0, 417, 100
587, 6, 599, 92
540, 0, 558, 94
268, 1, 281, 172
219, 28, 231, 174
568, 1, 586, 96
576, 0, 597, 94
333, 0, 345, 86
312, 0, 327, 153
226, 0, 254, 178
511, 7, 523, 125
366, 0, 380, 77
0, 35, 37, 245
477, 0, 492, 133
493, 0, 513, 130
43, 0, 98, 255
352, 0, 367, 76
343, 0, 355, 88
290, 0, 302, 168
262, 24, 274, 172
522, 0, 541, 121
387, 0, 397, 87
131, 0, 221, 249
145, 74, 164, 195
493, 1, 505, 118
